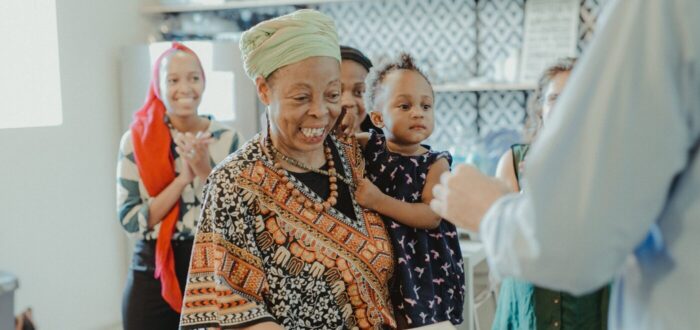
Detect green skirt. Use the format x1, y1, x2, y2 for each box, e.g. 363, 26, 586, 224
492, 278, 609, 330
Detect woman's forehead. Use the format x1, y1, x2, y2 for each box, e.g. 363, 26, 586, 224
160, 51, 201, 74
341, 60, 368, 76
546, 71, 571, 94
273, 57, 340, 88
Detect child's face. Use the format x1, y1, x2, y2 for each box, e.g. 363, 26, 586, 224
370, 69, 434, 146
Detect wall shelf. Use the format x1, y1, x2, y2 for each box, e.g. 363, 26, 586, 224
142, 1, 539, 95
433, 81, 537, 93
142, 0, 363, 14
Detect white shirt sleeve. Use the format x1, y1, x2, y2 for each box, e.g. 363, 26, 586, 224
480, 0, 696, 295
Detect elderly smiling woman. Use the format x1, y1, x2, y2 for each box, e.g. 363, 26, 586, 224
179, 10, 395, 330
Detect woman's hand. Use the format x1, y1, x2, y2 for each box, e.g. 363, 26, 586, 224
175, 131, 213, 180
175, 158, 195, 186
334, 108, 356, 139
354, 178, 384, 210
147, 148, 195, 228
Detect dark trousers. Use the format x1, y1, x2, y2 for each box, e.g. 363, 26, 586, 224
122, 240, 193, 330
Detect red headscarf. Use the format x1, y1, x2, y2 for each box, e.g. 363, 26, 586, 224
129, 42, 205, 312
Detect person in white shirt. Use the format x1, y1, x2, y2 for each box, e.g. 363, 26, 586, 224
430, 0, 700, 328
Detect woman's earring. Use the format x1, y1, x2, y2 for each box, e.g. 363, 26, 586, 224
264, 109, 272, 137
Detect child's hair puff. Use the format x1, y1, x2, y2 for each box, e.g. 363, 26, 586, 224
363, 52, 432, 112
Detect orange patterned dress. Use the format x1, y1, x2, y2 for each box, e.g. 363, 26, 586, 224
179, 134, 395, 329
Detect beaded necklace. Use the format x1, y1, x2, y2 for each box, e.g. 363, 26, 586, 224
266, 137, 354, 213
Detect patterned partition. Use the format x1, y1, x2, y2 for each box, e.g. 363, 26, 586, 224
201, 0, 607, 157
318, 0, 606, 154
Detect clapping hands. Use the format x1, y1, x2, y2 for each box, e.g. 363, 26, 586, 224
174, 131, 214, 181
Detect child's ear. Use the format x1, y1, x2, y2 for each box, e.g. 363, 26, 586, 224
255, 76, 271, 106
369, 111, 385, 128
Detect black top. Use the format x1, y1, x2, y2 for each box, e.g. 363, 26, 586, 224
363, 129, 465, 327
288, 140, 356, 221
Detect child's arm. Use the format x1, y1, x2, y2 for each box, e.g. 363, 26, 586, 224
355, 158, 450, 229
355, 132, 370, 148
495, 150, 520, 192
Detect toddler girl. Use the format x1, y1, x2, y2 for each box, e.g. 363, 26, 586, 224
355, 53, 465, 329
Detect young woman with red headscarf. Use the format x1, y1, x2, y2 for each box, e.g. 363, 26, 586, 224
116, 43, 240, 329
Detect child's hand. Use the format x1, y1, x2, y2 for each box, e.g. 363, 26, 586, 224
354, 178, 384, 210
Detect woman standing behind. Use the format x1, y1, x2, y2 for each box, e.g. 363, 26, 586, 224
493, 57, 609, 330
338, 45, 380, 135
116, 43, 239, 330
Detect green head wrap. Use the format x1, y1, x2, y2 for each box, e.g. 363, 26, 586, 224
239, 9, 341, 80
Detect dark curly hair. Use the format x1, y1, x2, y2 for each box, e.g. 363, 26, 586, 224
363, 52, 432, 112
524, 57, 577, 142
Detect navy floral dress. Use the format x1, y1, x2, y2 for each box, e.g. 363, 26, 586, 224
363, 130, 465, 328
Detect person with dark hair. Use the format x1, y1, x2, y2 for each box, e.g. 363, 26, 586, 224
498, 57, 578, 193
522, 57, 577, 144
354, 52, 464, 329
336, 45, 381, 135
117, 43, 240, 329
493, 57, 610, 330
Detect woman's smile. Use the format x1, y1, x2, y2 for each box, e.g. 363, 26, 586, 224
175, 96, 197, 106
299, 126, 327, 144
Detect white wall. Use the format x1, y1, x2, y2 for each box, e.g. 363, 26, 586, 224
0, 0, 147, 328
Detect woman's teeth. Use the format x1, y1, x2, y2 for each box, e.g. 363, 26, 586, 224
301, 127, 325, 138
